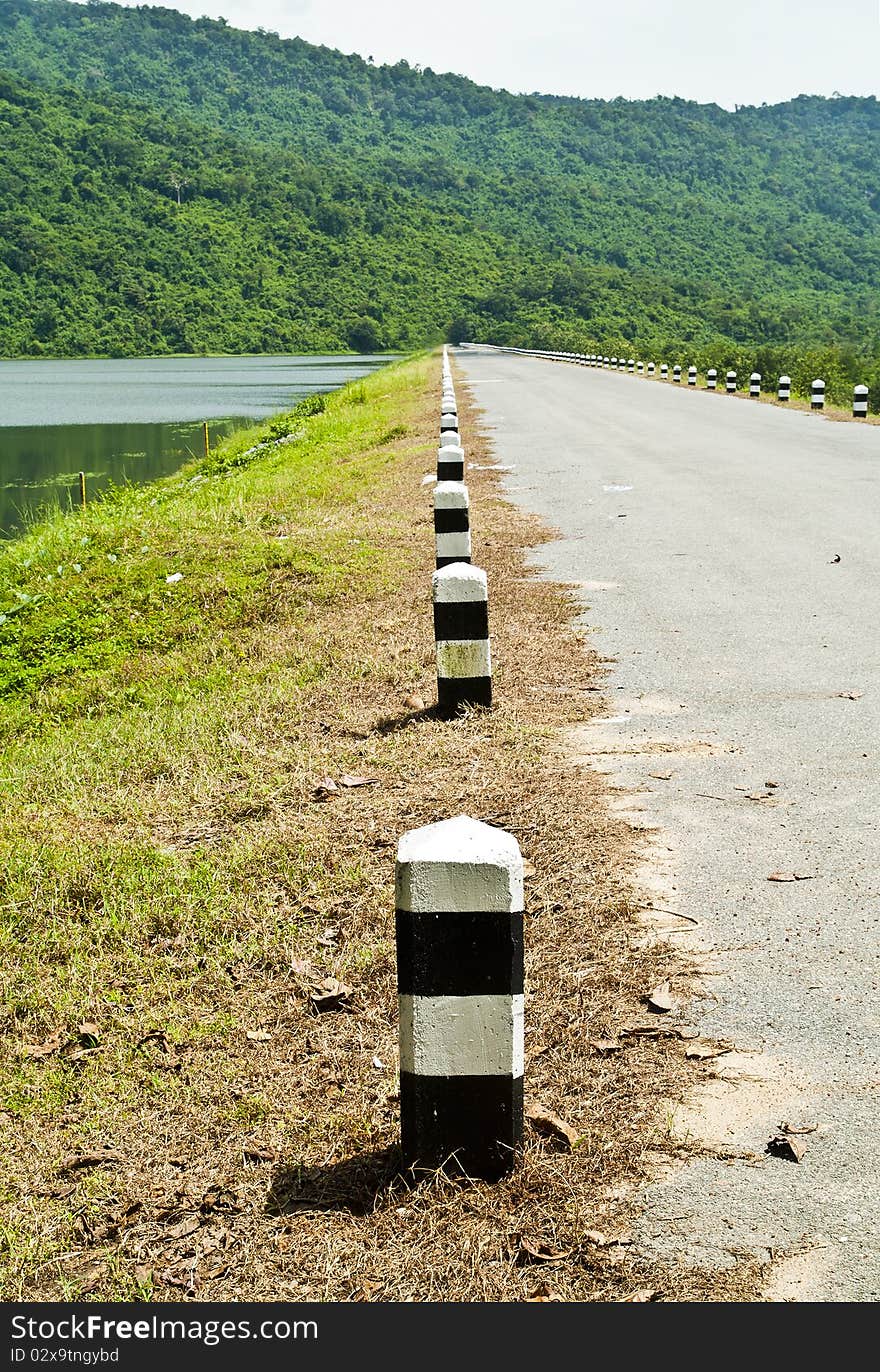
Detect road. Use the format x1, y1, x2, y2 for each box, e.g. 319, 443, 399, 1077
455, 347, 880, 1301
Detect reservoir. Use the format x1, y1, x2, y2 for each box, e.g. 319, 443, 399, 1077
0, 353, 392, 537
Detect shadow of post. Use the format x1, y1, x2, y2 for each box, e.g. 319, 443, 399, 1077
267, 1144, 407, 1218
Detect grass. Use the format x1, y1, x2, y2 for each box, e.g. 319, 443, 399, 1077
0, 352, 765, 1302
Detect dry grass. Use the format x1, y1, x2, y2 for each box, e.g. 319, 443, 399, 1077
0, 354, 766, 1303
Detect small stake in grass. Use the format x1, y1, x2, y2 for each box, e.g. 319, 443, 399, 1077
396, 814, 524, 1179
78, 471, 86, 508
707, 368, 718, 390
432, 562, 491, 717
203, 422, 210, 458
853, 384, 869, 418
778, 374, 791, 402
811, 379, 825, 411
750, 372, 761, 399
434, 481, 471, 569
726, 369, 737, 393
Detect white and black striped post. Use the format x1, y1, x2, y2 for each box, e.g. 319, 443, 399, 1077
707, 368, 717, 390
433, 562, 491, 717
749, 371, 761, 399
854, 384, 869, 418
647, 362, 655, 376
688, 365, 697, 387
637, 361, 644, 374
673, 364, 682, 383
395, 814, 524, 1179
811, 379, 825, 411
440, 409, 458, 434
434, 482, 471, 570
627, 358, 635, 372
660, 363, 669, 380
778, 374, 791, 402
437, 441, 464, 483
603, 356, 610, 366
726, 370, 737, 393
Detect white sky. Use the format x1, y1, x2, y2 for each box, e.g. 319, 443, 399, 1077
76, 0, 880, 108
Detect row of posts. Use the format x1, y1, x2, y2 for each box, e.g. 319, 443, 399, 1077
395, 348, 522, 1181
498, 348, 870, 417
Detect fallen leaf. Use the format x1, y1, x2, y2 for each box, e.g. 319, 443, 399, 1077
767, 1133, 809, 1162
619, 1024, 688, 1039
746, 791, 774, 801
524, 1283, 563, 1302
525, 1102, 580, 1150
781, 1120, 818, 1136
517, 1235, 572, 1265
164, 1217, 201, 1241
309, 977, 353, 1012
589, 1038, 622, 1055
619, 1289, 660, 1302
59, 1147, 123, 1174
290, 958, 313, 977
19, 1031, 66, 1058
339, 774, 379, 788
371, 1056, 385, 1070
311, 777, 338, 800
403, 693, 425, 711
582, 1230, 632, 1248
649, 769, 673, 781
765, 780, 779, 788
685, 1040, 734, 1060
246, 1028, 272, 1042
647, 980, 676, 1013
767, 871, 818, 882
835, 690, 863, 700
77, 1022, 100, 1045
243, 1143, 277, 1162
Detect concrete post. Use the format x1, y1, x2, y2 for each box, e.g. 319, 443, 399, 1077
688, 365, 697, 387
434, 482, 471, 570
396, 814, 524, 1179
439, 427, 461, 448
610, 356, 618, 369
647, 362, 655, 376
707, 368, 717, 390
673, 365, 681, 383
627, 358, 635, 372
778, 374, 791, 401
437, 443, 464, 483
811, 379, 825, 411
660, 364, 669, 380
637, 361, 644, 374
432, 562, 491, 717
854, 384, 869, 418
750, 372, 761, 399
726, 370, 737, 393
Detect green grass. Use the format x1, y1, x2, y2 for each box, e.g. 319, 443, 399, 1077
0, 352, 427, 1076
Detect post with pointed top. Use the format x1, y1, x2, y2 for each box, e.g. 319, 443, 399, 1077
854, 384, 869, 418
811, 379, 825, 411
687, 365, 697, 387
396, 814, 524, 1179
778, 374, 791, 402
750, 371, 761, 399
433, 562, 491, 717
647, 361, 655, 376
660, 363, 669, 380
707, 368, 717, 390
673, 364, 682, 383
726, 369, 737, 393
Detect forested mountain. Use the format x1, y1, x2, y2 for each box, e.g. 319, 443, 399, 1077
0, 0, 879, 365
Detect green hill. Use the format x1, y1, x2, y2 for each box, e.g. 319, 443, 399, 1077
0, 0, 879, 379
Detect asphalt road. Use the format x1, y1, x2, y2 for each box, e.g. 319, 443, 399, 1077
455, 347, 880, 1301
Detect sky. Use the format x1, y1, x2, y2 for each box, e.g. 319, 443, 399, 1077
79, 0, 880, 109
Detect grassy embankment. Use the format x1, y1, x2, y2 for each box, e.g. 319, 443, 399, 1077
0, 354, 763, 1302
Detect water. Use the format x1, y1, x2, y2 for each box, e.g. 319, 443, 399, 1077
0, 353, 392, 536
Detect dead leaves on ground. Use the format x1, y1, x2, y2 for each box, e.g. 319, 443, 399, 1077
646, 980, 677, 1014
767, 1120, 818, 1163
312, 774, 379, 801
525, 1102, 580, 1150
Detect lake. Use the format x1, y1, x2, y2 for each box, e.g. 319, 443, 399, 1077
0, 353, 392, 537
